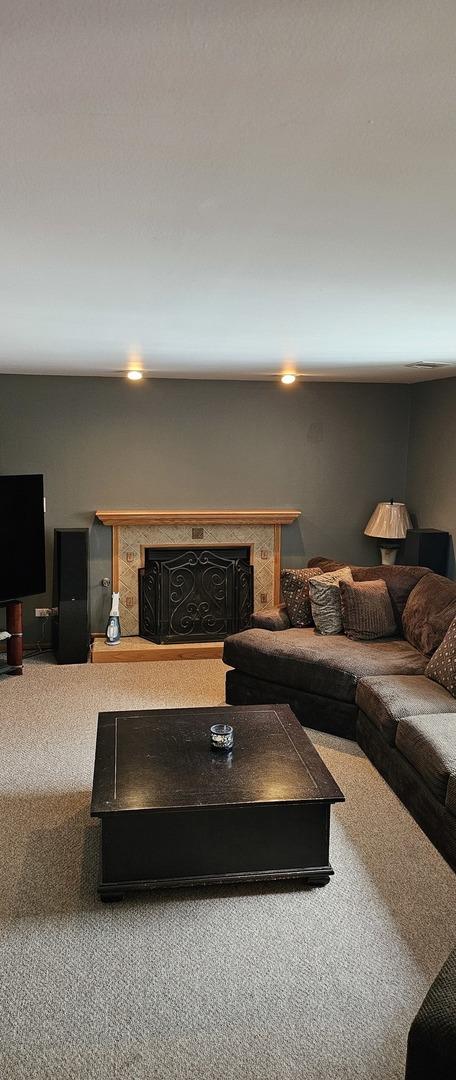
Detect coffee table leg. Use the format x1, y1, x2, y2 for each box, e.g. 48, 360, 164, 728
309, 874, 330, 887
100, 889, 125, 902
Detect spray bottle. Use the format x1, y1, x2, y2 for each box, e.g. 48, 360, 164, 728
105, 592, 121, 645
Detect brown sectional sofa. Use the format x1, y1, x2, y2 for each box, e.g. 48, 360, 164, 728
223, 558, 456, 870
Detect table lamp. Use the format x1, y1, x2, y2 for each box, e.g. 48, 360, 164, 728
364, 500, 412, 565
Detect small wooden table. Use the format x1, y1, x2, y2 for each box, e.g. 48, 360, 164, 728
0, 601, 23, 675
90, 704, 344, 901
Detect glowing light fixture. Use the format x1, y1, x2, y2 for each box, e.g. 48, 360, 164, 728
281, 373, 296, 385
126, 347, 144, 381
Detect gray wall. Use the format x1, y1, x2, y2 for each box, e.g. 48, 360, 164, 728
406, 377, 456, 578
0, 374, 410, 641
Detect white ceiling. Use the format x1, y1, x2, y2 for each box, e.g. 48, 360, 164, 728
1, 0, 456, 382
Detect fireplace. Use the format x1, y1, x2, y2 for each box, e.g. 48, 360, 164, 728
139, 546, 253, 644
93, 510, 300, 662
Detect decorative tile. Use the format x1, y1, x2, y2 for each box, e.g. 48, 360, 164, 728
115, 524, 277, 635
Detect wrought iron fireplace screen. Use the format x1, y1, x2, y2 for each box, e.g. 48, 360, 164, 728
139, 546, 253, 644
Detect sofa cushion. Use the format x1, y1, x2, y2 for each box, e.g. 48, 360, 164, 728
405, 946, 456, 1080
425, 615, 456, 698
395, 715, 456, 802
356, 674, 456, 745
223, 627, 426, 704
308, 558, 430, 627
402, 573, 456, 656
445, 774, 456, 817
280, 567, 322, 627
308, 566, 353, 634
340, 579, 397, 641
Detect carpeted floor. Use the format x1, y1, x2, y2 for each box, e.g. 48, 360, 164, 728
0, 658, 455, 1080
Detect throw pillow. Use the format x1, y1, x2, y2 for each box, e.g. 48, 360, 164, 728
425, 615, 456, 698
339, 579, 397, 641
280, 567, 322, 627
402, 573, 456, 656
308, 566, 353, 635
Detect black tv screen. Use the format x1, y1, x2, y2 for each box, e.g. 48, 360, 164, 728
0, 475, 46, 603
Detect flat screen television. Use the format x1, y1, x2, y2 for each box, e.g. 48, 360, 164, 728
0, 474, 46, 603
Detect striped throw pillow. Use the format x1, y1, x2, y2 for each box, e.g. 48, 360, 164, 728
340, 579, 397, 641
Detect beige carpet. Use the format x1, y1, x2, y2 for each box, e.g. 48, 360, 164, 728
0, 658, 455, 1080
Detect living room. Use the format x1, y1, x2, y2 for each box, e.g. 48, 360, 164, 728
1, 3, 456, 1079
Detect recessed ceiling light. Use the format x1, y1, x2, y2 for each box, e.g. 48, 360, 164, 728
127, 369, 143, 381
281, 373, 296, 385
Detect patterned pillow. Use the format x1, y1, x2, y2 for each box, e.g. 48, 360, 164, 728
308, 566, 353, 635
425, 615, 456, 698
281, 567, 322, 627
340, 579, 397, 641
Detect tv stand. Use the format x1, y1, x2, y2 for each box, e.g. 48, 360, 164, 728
0, 601, 23, 675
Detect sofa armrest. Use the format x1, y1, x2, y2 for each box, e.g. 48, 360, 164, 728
250, 604, 291, 631
308, 555, 347, 571
406, 947, 456, 1079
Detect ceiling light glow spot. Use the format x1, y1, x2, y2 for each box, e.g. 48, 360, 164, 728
281, 373, 296, 385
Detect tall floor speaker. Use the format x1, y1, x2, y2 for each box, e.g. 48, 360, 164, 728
400, 529, 449, 575
52, 528, 90, 664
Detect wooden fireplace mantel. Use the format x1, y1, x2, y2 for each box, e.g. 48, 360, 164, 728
96, 509, 301, 527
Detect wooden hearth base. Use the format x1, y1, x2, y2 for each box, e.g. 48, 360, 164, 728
91, 636, 223, 664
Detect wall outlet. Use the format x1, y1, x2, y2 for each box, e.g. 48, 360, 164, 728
35, 607, 57, 618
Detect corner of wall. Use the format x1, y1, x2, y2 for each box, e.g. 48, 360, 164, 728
403, 383, 414, 501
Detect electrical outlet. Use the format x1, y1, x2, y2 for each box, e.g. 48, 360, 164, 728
35, 607, 56, 618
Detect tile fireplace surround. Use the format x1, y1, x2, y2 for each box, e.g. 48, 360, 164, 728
95, 510, 300, 638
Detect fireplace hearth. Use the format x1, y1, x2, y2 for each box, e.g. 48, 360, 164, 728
139, 546, 253, 644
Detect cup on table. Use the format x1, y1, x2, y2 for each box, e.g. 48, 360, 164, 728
210, 723, 234, 752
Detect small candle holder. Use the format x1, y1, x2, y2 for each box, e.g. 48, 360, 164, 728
210, 723, 234, 752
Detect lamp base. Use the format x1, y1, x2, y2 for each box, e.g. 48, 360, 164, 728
379, 544, 399, 566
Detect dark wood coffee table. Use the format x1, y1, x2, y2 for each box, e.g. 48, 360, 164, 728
90, 704, 344, 901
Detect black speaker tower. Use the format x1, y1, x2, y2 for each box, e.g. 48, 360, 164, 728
52, 528, 90, 664
400, 529, 449, 576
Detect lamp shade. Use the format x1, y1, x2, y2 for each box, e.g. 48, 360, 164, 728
364, 502, 412, 540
